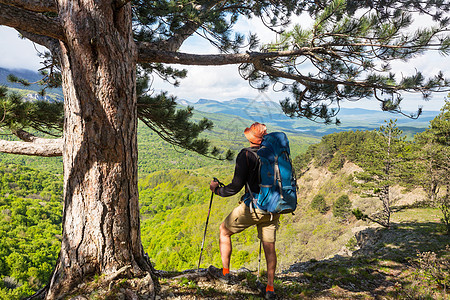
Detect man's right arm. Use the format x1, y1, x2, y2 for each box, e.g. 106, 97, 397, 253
215, 150, 249, 197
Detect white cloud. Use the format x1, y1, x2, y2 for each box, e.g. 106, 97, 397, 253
152, 64, 270, 101
0, 26, 46, 71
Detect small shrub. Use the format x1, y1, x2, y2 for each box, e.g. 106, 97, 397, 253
328, 151, 345, 173
414, 246, 450, 289
333, 194, 352, 220
345, 237, 358, 251
436, 194, 450, 234
311, 195, 327, 214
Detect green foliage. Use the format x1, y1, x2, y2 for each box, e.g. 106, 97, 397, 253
345, 236, 357, 251
429, 99, 450, 147
0, 86, 63, 136
292, 151, 311, 175
439, 194, 450, 235
413, 100, 450, 233
138, 169, 213, 216
311, 194, 327, 214
332, 195, 352, 220
352, 208, 366, 221
140, 167, 247, 271
328, 150, 345, 173
354, 119, 408, 227
0, 163, 63, 299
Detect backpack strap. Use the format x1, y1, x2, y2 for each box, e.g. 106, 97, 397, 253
244, 147, 260, 216
244, 147, 259, 191
273, 155, 284, 200
244, 147, 259, 171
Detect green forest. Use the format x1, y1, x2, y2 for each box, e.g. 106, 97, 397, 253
0, 101, 448, 299
0, 164, 62, 299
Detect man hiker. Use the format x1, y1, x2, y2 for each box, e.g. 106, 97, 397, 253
208, 122, 278, 300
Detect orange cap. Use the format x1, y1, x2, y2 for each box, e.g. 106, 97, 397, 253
244, 122, 267, 145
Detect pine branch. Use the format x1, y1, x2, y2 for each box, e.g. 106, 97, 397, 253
252, 58, 389, 90
135, 1, 234, 53
0, 3, 64, 41
154, 0, 222, 52
0, 0, 57, 13
137, 46, 325, 65
0, 138, 62, 157
12, 129, 57, 143
17, 29, 60, 51
157, 20, 200, 52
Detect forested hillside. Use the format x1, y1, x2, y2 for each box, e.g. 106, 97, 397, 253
0, 164, 62, 299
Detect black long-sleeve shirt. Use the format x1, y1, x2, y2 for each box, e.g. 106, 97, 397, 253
215, 146, 260, 197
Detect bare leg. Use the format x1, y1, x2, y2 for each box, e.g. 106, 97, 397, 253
219, 222, 234, 269
262, 241, 277, 286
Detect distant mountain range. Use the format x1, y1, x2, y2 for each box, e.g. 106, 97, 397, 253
0, 67, 42, 87
177, 97, 439, 137
0, 66, 439, 137
0, 66, 63, 97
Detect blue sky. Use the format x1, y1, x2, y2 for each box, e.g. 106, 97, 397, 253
1, 13, 449, 112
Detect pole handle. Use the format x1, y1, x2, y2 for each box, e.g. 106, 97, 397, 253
213, 177, 225, 187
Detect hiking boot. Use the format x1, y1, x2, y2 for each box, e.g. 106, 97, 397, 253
257, 282, 276, 300
264, 290, 276, 300
207, 265, 231, 284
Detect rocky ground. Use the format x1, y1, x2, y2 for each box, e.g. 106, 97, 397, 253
156, 217, 449, 300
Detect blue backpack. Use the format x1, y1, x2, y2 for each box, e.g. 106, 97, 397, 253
246, 132, 297, 214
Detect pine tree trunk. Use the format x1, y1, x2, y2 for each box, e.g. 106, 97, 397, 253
45, 1, 155, 299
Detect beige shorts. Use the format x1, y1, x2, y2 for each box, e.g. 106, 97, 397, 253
223, 202, 280, 243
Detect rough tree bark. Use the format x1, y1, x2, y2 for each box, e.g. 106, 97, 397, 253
45, 1, 155, 299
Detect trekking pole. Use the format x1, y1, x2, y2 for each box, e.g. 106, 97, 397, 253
257, 240, 262, 279
198, 177, 224, 271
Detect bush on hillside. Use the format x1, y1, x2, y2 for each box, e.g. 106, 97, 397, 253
333, 194, 352, 221
311, 194, 327, 214
312, 143, 334, 167
292, 130, 379, 171
292, 152, 311, 176
328, 151, 345, 173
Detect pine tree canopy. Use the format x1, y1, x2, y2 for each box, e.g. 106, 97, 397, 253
429, 98, 450, 146
0, 0, 450, 156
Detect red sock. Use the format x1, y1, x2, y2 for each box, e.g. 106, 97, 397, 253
222, 268, 229, 276
266, 285, 274, 292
